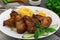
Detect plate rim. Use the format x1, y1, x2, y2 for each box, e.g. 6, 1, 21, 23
0, 6, 60, 39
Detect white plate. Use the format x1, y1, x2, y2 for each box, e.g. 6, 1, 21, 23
0, 6, 60, 39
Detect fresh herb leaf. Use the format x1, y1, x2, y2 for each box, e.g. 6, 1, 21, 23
2, 0, 8, 4
34, 29, 40, 40
34, 22, 56, 40
34, 22, 42, 28
39, 29, 48, 36
45, 28, 56, 32
45, 0, 60, 16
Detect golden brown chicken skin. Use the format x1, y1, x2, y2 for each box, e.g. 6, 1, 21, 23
3, 11, 18, 28
15, 15, 26, 34
32, 15, 52, 28
32, 14, 42, 24
33, 15, 44, 23
3, 18, 15, 27
40, 17, 52, 28
24, 16, 37, 33
10, 11, 18, 18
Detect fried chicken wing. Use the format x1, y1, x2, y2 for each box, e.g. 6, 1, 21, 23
33, 15, 52, 28
32, 14, 42, 24
41, 17, 52, 28
24, 16, 37, 33
33, 15, 44, 23
15, 15, 26, 34
3, 11, 18, 28
10, 11, 18, 18
3, 18, 15, 27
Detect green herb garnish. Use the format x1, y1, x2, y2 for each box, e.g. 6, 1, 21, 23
34, 29, 40, 40
45, 0, 60, 16
34, 22, 56, 40
45, 28, 56, 33
34, 22, 42, 28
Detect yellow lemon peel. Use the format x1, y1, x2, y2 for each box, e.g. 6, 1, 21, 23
38, 11, 46, 16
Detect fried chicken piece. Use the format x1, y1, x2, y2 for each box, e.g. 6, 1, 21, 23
33, 15, 52, 28
41, 17, 52, 28
24, 16, 37, 33
3, 18, 15, 27
10, 11, 18, 18
32, 14, 42, 24
33, 15, 44, 23
15, 15, 26, 34
3, 11, 18, 27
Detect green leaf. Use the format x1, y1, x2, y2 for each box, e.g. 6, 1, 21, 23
45, 0, 60, 17
39, 29, 48, 36
34, 22, 42, 28
56, 6, 60, 9
2, 0, 8, 4
45, 28, 56, 32
34, 21, 56, 39
34, 29, 40, 40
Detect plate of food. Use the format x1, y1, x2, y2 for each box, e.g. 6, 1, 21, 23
0, 6, 60, 40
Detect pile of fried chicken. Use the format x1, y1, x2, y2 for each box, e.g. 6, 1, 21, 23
3, 11, 52, 34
